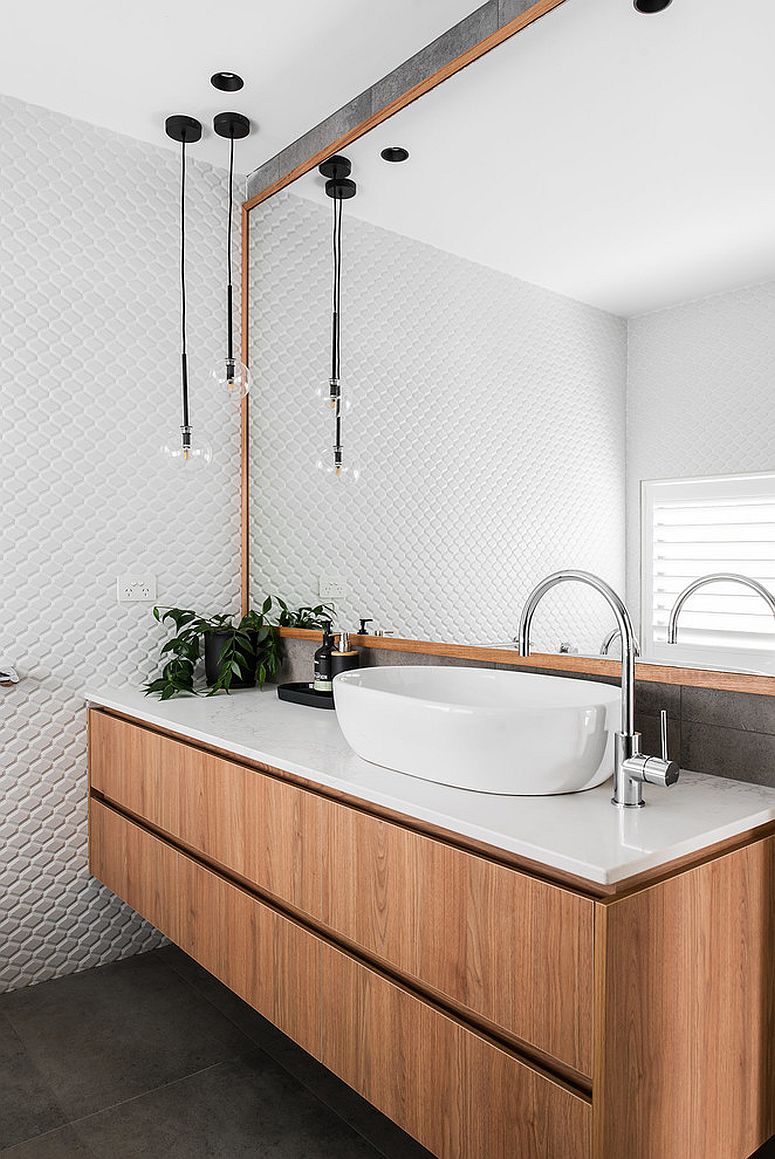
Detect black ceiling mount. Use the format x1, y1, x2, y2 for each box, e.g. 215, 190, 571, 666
325, 177, 357, 200
380, 146, 409, 163
213, 111, 251, 140
211, 71, 244, 92
318, 155, 352, 181
165, 115, 203, 144
633, 0, 672, 11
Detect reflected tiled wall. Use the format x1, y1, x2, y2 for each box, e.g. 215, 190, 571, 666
249, 189, 627, 654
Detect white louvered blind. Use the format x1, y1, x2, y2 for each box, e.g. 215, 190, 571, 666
641, 473, 775, 674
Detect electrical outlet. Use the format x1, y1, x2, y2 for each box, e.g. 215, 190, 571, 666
318, 576, 347, 600
117, 575, 157, 603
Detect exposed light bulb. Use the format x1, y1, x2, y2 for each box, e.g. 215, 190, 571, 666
213, 356, 251, 399
316, 380, 354, 412
315, 457, 360, 481
161, 431, 213, 468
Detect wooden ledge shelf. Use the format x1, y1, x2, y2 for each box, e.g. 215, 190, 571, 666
277, 627, 775, 697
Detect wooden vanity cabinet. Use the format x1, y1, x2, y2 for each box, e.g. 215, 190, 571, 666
88, 708, 775, 1159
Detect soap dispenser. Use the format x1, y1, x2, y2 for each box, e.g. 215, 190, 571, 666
331, 630, 361, 678
313, 622, 335, 693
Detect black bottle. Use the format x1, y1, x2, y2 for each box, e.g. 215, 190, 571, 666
313, 622, 335, 693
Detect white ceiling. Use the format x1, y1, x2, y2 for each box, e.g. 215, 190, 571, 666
294, 0, 775, 316
0, 0, 483, 171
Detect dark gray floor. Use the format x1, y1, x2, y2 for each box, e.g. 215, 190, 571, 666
0, 947, 432, 1158
2, 949, 775, 1158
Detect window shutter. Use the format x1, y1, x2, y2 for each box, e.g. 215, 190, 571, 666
642, 474, 775, 671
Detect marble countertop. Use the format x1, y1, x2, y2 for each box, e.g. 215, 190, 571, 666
84, 683, 775, 887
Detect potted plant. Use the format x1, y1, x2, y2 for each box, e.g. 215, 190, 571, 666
144, 596, 333, 700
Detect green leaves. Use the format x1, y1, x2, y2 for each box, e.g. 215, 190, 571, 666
144, 595, 327, 700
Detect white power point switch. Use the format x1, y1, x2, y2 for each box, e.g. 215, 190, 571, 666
318, 576, 347, 600
117, 576, 157, 603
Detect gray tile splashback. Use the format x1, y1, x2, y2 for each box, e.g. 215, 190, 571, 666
279, 638, 775, 787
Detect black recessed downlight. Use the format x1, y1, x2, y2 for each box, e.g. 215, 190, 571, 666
633, 0, 672, 11
210, 71, 244, 92
380, 146, 410, 163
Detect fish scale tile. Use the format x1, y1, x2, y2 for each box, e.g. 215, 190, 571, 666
0, 94, 243, 991
248, 187, 627, 652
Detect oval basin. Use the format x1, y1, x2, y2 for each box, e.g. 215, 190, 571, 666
333, 665, 620, 795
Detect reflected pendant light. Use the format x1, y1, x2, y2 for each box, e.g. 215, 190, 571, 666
212, 109, 252, 399
162, 114, 212, 466
317, 155, 357, 477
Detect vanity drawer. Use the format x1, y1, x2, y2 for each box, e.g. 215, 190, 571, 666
90, 799, 591, 1159
89, 709, 594, 1076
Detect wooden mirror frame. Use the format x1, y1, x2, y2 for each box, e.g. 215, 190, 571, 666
239, 0, 775, 698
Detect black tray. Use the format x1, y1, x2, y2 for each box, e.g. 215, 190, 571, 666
276, 681, 335, 710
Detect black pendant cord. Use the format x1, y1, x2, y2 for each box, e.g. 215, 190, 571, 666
332, 194, 344, 471
226, 134, 235, 364
179, 138, 191, 447
330, 192, 342, 391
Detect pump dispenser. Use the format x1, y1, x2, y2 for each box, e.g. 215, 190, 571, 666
313, 622, 335, 693
331, 629, 361, 678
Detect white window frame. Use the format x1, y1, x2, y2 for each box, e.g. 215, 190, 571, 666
641, 471, 775, 675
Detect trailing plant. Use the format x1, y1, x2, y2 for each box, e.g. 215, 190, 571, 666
144, 596, 334, 700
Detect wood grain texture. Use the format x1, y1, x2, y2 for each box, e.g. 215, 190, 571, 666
276, 628, 775, 696
89, 709, 594, 1075
90, 798, 591, 1159
593, 836, 775, 1159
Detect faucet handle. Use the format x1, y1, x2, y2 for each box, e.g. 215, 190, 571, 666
660, 709, 669, 762
623, 711, 680, 790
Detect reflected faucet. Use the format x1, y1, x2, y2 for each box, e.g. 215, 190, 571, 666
518, 570, 679, 808
600, 628, 641, 658
667, 572, 775, 643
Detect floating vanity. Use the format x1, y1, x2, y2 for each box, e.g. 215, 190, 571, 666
86, 685, 775, 1159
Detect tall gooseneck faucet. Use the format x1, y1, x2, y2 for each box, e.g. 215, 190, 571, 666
518, 570, 679, 808
667, 572, 775, 643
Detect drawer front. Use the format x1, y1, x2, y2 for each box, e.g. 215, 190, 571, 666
90, 800, 591, 1159
90, 710, 594, 1075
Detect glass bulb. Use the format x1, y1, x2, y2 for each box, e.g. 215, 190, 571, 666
315, 457, 360, 481
213, 357, 251, 399
315, 382, 353, 412
161, 439, 213, 468
316, 378, 339, 410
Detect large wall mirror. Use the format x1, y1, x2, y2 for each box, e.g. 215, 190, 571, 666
244, 0, 775, 681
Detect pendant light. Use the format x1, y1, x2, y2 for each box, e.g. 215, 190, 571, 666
162, 114, 212, 466
212, 108, 252, 399
316, 155, 358, 478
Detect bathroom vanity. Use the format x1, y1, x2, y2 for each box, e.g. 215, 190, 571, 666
87, 687, 775, 1159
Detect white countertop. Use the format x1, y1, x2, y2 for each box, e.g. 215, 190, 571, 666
85, 684, 775, 887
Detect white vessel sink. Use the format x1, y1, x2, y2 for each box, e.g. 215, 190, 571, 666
333, 665, 620, 795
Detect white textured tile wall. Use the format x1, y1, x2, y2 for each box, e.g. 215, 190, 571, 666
0, 96, 242, 991
249, 190, 627, 653
626, 281, 775, 621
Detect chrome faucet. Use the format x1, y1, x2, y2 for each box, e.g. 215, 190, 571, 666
600, 628, 640, 657
518, 570, 679, 808
667, 572, 775, 643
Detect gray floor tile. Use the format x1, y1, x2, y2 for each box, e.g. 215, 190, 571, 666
158, 947, 433, 1159
0, 953, 253, 1121
0, 1012, 67, 1150
0, 1124, 95, 1157
73, 1054, 381, 1159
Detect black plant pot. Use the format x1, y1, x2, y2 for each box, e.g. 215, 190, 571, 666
204, 630, 256, 689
